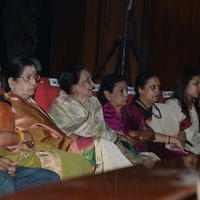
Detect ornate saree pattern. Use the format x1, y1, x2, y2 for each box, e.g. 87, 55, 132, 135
49, 91, 133, 171
0, 93, 92, 179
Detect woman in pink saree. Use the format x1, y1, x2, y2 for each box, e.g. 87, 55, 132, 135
98, 74, 159, 162
98, 73, 186, 160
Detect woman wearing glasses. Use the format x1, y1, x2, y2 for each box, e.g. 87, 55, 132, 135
0, 58, 92, 180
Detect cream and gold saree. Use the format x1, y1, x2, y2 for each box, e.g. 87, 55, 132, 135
49, 90, 132, 172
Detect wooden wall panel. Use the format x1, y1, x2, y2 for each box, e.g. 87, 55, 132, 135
51, 0, 144, 83
51, 0, 200, 89
145, 0, 200, 90
83, 0, 101, 73
84, 0, 125, 81
51, 1, 85, 76
83, 0, 145, 83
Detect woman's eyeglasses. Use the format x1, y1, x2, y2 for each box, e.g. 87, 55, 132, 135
19, 74, 40, 83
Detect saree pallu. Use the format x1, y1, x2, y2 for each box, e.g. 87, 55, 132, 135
103, 103, 160, 162
5, 93, 72, 151
49, 91, 134, 172
146, 103, 189, 158
48, 91, 117, 142
94, 138, 132, 172
69, 137, 96, 167
122, 103, 187, 159
103, 103, 128, 135
0, 146, 92, 180
7, 92, 95, 168
0, 94, 92, 179
166, 98, 200, 154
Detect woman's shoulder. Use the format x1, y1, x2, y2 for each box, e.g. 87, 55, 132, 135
0, 94, 12, 109
125, 101, 143, 112
102, 102, 113, 110
164, 98, 184, 116
102, 102, 117, 115
121, 104, 142, 118
87, 96, 102, 109
165, 98, 181, 108
165, 98, 179, 104
53, 90, 73, 104
88, 95, 100, 104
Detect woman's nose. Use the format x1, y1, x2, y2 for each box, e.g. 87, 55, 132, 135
90, 80, 95, 87
124, 91, 128, 96
30, 77, 37, 85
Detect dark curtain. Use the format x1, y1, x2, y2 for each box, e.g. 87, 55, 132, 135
145, 0, 200, 89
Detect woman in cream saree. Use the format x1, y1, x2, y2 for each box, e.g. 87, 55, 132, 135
49, 65, 133, 172
49, 91, 132, 172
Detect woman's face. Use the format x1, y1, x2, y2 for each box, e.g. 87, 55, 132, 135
139, 76, 161, 104
72, 69, 95, 100
105, 81, 128, 111
9, 65, 39, 99
185, 75, 200, 100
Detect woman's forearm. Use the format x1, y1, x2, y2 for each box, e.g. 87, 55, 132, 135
154, 132, 179, 145
0, 132, 19, 147
154, 132, 169, 143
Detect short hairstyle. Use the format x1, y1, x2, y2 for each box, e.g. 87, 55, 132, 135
3, 57, 37, 91
98, 74, 127, 105
134, 71, 159, 99
59, 64, 85, 94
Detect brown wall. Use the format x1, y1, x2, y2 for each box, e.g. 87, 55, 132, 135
145, 0, 200, 90
51, 0, 200, 89
51, 0, 143, 82
51, 0, 86, 76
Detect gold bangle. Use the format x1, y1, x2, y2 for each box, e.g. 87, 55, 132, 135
16, 130, 25, 144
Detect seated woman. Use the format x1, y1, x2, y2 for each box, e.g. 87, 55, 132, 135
0, 58, 92, 180
166, 69, 200, 154
98, 74, 159, 162
48, 65, 138, 172
0, 112, 60, 196
121, 71, 186, 159
98, 74, 129, 134
0, 157, 60, 196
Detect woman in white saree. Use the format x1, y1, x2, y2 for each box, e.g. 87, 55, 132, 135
165, 69, 200, 154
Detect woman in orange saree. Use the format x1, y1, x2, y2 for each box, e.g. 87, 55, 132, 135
0, 58, 92, 179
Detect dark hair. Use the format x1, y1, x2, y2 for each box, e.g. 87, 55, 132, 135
98, 74, 127, 105
21, 35, 35, 46
3, 57, 37, 92
59, 64, 85, 94
173, 68, 200, 130
134, 71, 159, 99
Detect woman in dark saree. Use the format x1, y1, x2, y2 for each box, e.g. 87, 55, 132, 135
121, 72, 186, 159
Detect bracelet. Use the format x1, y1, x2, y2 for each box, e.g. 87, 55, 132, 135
16, 130, 25, 144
